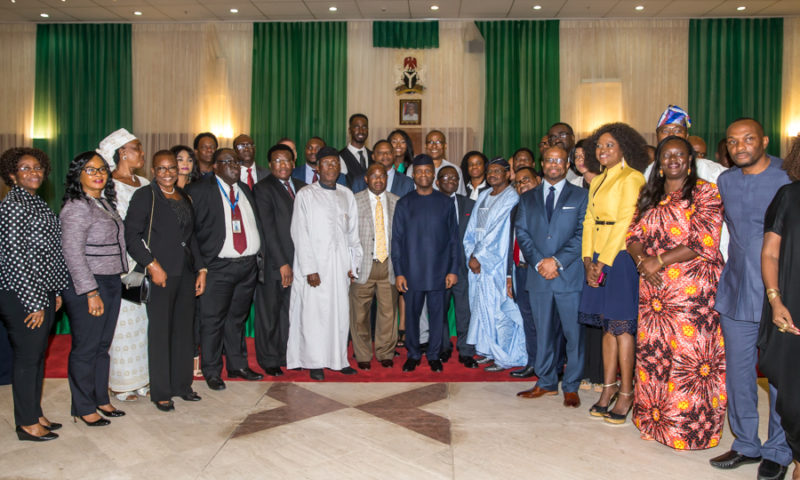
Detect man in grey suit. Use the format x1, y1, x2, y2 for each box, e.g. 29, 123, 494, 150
350, 163, 399, 369
515, 146, 588, 408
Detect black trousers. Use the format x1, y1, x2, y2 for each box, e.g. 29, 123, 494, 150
444, 266, 474, 356
405, 289, 446, 361
199, 256, 257, 377
583, 325, 604, 384
0, 290, 55, 426
254, 276, 290, 370
147, 270, 195, 402
63, 275, 121, 416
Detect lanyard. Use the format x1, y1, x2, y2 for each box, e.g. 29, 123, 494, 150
216, 178, 239, 211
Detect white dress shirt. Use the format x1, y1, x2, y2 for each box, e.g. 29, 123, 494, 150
239, 164, 259, 185
215, 176, 261, 258
340, 143, 369, 175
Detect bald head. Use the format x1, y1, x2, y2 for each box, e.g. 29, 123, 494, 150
688, 135, 707, 159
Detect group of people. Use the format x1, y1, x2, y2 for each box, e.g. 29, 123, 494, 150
0, 106, 798, 480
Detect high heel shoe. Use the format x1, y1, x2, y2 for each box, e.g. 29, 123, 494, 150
73, 415, 111, 427
16, 425, 58, 442
97, 407, 125, 418
589, 382, 619, 417
604, 390, 634, 424
41, 422, 62, 431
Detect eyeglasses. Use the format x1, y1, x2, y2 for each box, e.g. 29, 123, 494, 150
542, 158, 566, 164
217, 159, 243, 166
83, 166, 109, 176
548, 132, 572, 141
438, 175, 458, 182
18, 165, 44, 173
235, 143, 255, 150
426, 140, 445, 146
155, 166, 179, 174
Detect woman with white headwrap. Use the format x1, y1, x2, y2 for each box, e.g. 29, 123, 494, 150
96, 129, 150, 402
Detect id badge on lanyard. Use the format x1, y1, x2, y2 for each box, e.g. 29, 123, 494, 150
232, 219, 242, 233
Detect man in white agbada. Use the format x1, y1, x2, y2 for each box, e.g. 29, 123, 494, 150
286, 146, 362, 381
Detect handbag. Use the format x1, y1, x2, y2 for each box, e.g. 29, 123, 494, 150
120, 188, 154, 304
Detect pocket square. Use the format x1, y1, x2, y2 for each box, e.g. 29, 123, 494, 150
562, 206, 576, 210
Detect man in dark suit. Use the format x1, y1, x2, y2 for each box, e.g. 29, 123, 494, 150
194, 132, 218, 177
435, 165, 477, 368
292, 136, 347, 186
234, 134, 268, 190
339, 113, 372, 187
253, 144, 305, 377
186, 148, 265, 390
515, 147, 588, 407
351, 140, 415, 197
392, 155, 459, 373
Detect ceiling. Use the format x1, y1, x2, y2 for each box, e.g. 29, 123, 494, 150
1, 0, 798, 23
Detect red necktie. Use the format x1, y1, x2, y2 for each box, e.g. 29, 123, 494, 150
514, 238, 520, 266
283, 180, 295, 199
230, 186, 247, 254
247, 168, 254, 190
312, 171, 319, 183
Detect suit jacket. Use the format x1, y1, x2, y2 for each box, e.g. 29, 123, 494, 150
515, 182, 588, 293
185, 174, 265, 269
353, 189, 398, 284
253, 174, 306, 280
291, 165, 347, 187
453, 193, 475, 273
350, 169, 415, 198
340, 147, 373, 187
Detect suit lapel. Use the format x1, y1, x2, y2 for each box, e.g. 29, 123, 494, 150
550, 184, 571, 224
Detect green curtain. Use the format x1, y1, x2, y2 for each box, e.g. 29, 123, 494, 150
476, 21, 560, 167
250, 22, 347, 168
373, 21, 439, 49
32, 24, 132, 334
688, 18, 783, 157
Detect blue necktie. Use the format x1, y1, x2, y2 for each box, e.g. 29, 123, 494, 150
546, 186, 555, 222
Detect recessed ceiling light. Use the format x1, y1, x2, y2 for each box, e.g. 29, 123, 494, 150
230, 8, 238, 13
430, 5, 439, 10
737, 5, 746, 10
635, 5, 644, 11
533, 5, 542, 10
40, 12, 49, 17
328, 6, 337, 11
133, 10, 142, 15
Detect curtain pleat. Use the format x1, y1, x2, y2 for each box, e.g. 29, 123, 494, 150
373, 21, 439, 49
781, 17, 800, 157
251, 22, 347, 167
476, 20, 560, 164
689, 18, 783, 157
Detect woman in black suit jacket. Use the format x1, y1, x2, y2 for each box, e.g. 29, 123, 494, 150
125, 150, 206, 412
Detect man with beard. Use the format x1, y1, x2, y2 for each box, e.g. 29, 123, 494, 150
193, 132, 218, 177
339, 114, 372, 187
234, 134, 268, 190
709, 118, 792, 480
292, 137, 346, 186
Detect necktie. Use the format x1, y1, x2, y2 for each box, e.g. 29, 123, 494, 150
312, 171, 319, 183
358, 150, 366, 170
374, 195, 387, 262
546, 186, 555, 222
247, 168, 254, 190
230, 186, 247, 254
514, 238, 520, 266
283, 180, 295, 199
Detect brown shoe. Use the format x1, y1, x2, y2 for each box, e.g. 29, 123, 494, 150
517, 385, 558, 398
563, 391, 581, 408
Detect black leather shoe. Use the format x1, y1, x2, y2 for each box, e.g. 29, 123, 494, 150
510, 366, 537, 378
709, 450, 761, 469
263, 367, 284, 377
429, 360, 443, 372
357, 362, 371, 370
380, 359, 394, 368
757, 459, 788, 480
439, 350, 452, 363
402, 358, 420, 372
74, 415, 110, 427
180, 391, 202, 402
206, 376, 226, 391
42, 422, 62, 431
97, 407, 125, 418
16, 426, 58, 442
309, 369, 324, 381
154, 401, 175, 412
339, 367, 358, 375
459, 355, 479, 368
227, 367, 263, 381
484, 364, 504, 372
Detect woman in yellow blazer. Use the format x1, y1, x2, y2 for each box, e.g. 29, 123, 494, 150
578, 123, 648, 425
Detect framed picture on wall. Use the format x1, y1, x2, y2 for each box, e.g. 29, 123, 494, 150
399, 99, 421, 125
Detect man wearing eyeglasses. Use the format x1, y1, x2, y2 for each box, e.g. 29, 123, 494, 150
234, 134, 268, 190
406, 130, 466, 195
186, 148, 266, 391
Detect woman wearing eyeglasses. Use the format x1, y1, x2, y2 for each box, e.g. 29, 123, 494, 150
125, 151, 206, 412
96, 129, 151, 403
60, 150, 127, 426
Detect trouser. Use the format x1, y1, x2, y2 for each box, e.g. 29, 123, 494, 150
254, 275, 291, 370
64, 275, 121, 417
349, 259, 398, 362
721, 314, 793, 465
516, 265, 537, 364
199, 256, 257, 377
530, 290, 584, 392
405, 289, 446, 361
147, 271, 195, 402
0, 290, 54, 426
444, 266, 474, 356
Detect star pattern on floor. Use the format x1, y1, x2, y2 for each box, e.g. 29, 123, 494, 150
232, 383, 451, 444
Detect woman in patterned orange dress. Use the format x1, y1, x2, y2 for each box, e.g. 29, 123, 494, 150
626, 136, 726, 450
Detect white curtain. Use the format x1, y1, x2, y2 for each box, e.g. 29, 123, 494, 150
347, 20, 485, 166
781, 17, 800, 157
132, 23, 253, 174
559, 19, 689, 145
0, 24, 36, 153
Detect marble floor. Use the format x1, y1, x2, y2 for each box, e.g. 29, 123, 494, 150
0, 378, 778, 479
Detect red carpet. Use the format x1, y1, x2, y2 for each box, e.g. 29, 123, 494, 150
44, 335, 533, 383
